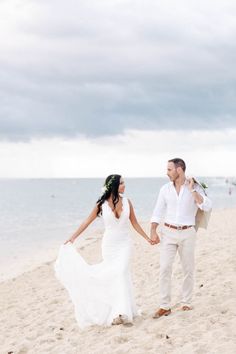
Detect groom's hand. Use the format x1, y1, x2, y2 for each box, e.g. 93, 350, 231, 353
187, 177, 195, 191
150, 231, 160, 245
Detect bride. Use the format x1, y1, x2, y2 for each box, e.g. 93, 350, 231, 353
55, 174, 154, 328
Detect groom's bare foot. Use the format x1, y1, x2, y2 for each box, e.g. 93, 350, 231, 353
153, 308, 171, 319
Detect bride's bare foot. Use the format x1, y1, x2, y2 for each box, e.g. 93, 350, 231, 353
112, 314, 124, 325
111, 314, 133, 326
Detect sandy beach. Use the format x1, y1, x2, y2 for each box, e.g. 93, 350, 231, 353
1, 209, 236, 354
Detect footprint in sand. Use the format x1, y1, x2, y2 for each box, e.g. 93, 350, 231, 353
113, 335, 129, 344
18, 345, 29, 354
55, 332, 63, 340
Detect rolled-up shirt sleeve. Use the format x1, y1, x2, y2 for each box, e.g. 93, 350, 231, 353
196, 185, 212, 211
151, 186, 167, 223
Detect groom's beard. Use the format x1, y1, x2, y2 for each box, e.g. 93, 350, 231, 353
170, 173, 180, 183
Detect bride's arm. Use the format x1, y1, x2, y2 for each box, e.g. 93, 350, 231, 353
128, 199, 155, 245
64, 204, 99, 244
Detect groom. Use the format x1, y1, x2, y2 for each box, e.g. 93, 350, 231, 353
150, 158, 212, 318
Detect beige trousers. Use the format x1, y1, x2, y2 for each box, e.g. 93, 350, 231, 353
159, 225, 196, 309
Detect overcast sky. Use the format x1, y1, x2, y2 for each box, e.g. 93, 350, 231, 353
0, 0, 236, 177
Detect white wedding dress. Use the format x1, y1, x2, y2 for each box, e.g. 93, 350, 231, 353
54, 197, 137, 328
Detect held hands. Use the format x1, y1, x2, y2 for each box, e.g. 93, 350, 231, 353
150, 239, 158, 245
150, 231, 160, 245
142, 232, 157, 245
145, 232, 159, 245
146, 237, 157, 245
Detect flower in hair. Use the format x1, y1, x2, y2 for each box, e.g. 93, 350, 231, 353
101, 175, 116, 193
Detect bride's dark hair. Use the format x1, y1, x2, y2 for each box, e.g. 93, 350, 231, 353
96, 174, 121, 216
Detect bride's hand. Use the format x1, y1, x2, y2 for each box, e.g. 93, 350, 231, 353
64, 236, 75, 245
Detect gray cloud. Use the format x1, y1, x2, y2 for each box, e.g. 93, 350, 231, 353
0, 0, 236, 141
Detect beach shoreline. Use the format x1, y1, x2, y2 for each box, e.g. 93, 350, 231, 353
1, 208, 236, 354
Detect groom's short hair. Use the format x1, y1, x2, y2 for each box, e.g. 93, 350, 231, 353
168, 158, 186, 172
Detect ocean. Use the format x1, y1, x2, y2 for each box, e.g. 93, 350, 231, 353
0, 177, 235, 281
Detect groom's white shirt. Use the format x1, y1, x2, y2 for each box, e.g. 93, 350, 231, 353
151, 180, 212, 226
